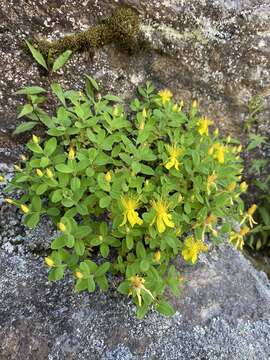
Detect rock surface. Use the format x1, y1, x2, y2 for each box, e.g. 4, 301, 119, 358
0, 241, 270, 360
1, 0, 270, 154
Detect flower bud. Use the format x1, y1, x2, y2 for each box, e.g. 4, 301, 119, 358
105, 171, 112, 183
139, 121, 145, 130
75, 271, 83, 279
58, 222, 66, 232
45, 257, 55, 267
154, 250, 161, 262
240, 181, 248, 192
68, 146, 75, 160
248, 204, 257, 216
36, 169, 43, 177
20, 204, 30, 214
5, 198, 14, 204
46, 168, 53, 178
32, 134, 39, 144
213, 128, 219, 137
20, 154, 27, 161
142, 108, 147, 118
14, 165, 22, 172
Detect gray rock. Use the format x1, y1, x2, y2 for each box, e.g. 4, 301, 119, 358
0, 244, 270, 359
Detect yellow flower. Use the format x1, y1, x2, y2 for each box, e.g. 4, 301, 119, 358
36, 169, 43, 177
139, 121, 145, 130
206, 172, 217, 194
14, 165, 22, 172
182, 237, 208, 264
165, 145, 182, 170
152, 199, 175, 233
142, 107, 147, 118
120, 196, 143, 228
45, 257, 55, 267
237, 145, 242, 153
5, 198, 14, 204
20, 204, 30, 214
68, 145, 75, 160
20, 154, 27, 161
130, 275, 154, 307
229, 227, 249, 250
0, 175, 4, 182
158, 89, 173, 105
105, 171, 112, 182
58, 222, 66, 232
239, 226, 250, 237
247, 204, 258, 227
213, 128, 219, 137
210, 143, 226, 164
46, 168, 53, 178
240, 181, 248, 192
154, 250, 161, 262
192, 100, 198, 108
32, 134, 39, 144
75, 271, 84, 279
172, 104, 179, 112
197, 117, 214, 136
227, 182, 236, 192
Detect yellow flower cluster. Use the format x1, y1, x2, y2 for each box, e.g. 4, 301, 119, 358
182, 237, 208, 264
152, 199, 175, 233
158, 89, 173, 105
208, 143, 226, 164
229, 226, 250, 250
165, 145, 182, 170
197, 117, 214, 136
120, 196, 143, 228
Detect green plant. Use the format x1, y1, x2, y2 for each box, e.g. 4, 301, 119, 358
245, 133, 270, 251
245, 95, 264, 131
5, 80, 250, 318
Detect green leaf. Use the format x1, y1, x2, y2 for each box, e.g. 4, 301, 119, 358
18, 104, 33, 118
85, 74, 99, 91
51, 83, 66, 106
95, 262, 110, 277
24, 212, 40, 228
99, 196, 111, 208
36, 183, 48, 195
16, 86, 47, 95
55, 163, 74, 173
13, 121, 37, 135
52, 50, 72, 72
87, 276, 96, 292
25, 40, 48, 70
136, 241, 146, 258
31, 196, 42, 212
100, 243, 109, 258
156, 301, 175, 317
96, 275, 108, 291
117, 281, 130, 295
75, 239, 85, 256
126, 235, 134, 250
140, 259, 150, 272
71, 177, 81, 192
27, 142, 43, 154
48, 267, 65, 281
103, 94, 122, 102
44, 137, 57, 156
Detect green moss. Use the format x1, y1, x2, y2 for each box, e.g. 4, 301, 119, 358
34, 7, 141, 58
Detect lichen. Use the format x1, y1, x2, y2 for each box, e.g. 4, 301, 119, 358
33, 7, 142, 59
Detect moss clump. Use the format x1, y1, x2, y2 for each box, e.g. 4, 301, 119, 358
36, 7, 141, 58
